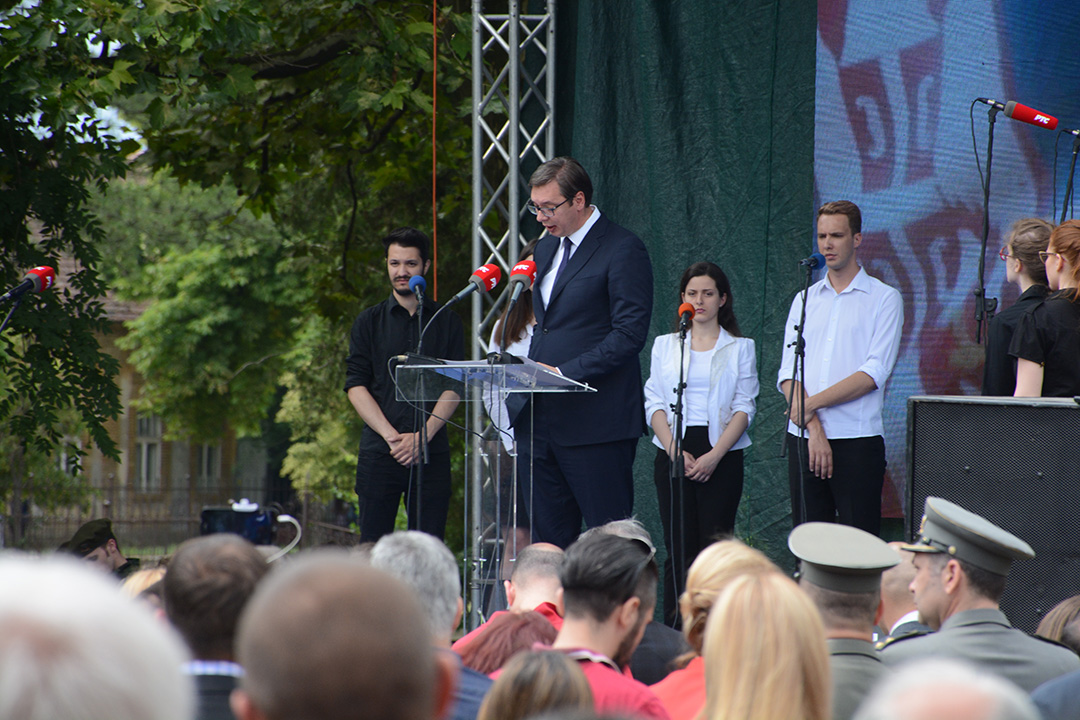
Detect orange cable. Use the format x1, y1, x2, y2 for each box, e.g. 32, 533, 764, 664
431, 0, 439, 299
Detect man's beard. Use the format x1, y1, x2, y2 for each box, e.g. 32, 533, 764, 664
612, 608, 648, 670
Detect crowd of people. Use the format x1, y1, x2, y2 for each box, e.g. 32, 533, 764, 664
9, 502, 1080, 720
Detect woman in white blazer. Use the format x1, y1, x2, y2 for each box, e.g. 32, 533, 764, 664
643, 261, 759, 624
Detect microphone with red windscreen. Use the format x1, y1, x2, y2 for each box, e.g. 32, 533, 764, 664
1, 266, 56, 303
506, 259, 538, 306
447, 263, 502, 305
678, 302, 695, 332
976, 97, 1058, 131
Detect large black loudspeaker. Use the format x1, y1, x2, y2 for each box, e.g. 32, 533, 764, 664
907, 395, 1080, 634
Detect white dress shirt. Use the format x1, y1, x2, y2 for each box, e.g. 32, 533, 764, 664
538, 206, 601, 308
776, 266, 903, 439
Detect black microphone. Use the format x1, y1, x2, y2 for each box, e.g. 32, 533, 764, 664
799, 253, 826, 269
1, 266, 56, 302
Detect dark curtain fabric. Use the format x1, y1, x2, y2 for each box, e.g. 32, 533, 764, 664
548, 0, 816, 570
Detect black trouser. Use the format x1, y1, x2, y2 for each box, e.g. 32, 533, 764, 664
517, 431, 637, 549
355, 449, 452, 542
786, 433, 885, 536
654, 426, 744, 626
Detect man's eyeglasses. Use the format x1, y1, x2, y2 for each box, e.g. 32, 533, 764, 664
999, 246, 1014, 261
1039, 250, 1061, 263
526, 198, 570, 218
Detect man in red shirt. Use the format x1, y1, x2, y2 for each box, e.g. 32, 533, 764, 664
549, 533, 670, 720
453, 543, 564, 653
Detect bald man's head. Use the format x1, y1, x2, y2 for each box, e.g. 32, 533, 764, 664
506, 544, 564, 613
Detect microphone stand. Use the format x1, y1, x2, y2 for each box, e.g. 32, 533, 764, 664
974, 104, 1000, 344
0, 297, 24, 335
1061, 133, 1080, 224
667, 318, 689, 626
779, 259, 815, 527
413, 288, 428, 529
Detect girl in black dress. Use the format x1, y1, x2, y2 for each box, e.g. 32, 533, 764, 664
982, 218, 1050, 395
1012, 219, 1080, 397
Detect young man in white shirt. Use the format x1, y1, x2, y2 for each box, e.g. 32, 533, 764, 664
778, 200, 903, 536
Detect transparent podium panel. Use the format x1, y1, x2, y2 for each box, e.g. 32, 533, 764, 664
394, 357, 594, 402
392, 355, 594, 630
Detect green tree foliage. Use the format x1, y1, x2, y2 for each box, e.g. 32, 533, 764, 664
3, 0, 474, 536
0, 0, 135, 483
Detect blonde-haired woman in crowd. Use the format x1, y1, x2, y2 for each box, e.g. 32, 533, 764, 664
650, 539, 778, 720
1013, 219, 1080, 397
702, 572, 831, 720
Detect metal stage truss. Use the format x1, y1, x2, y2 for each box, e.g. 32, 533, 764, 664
465, 0, 556, 628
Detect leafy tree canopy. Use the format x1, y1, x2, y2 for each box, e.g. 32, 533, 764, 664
2, 0, 474, 518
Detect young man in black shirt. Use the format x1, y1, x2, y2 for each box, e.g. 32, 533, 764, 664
344, 228, 464, 542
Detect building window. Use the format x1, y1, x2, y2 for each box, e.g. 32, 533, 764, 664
135, 414, 162, 492
196, 444, 221, 490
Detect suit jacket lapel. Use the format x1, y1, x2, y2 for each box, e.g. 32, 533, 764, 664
532, 236, 559, 316
548, 215, 606, 308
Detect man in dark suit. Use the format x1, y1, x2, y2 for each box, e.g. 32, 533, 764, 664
518, 156, 653, 548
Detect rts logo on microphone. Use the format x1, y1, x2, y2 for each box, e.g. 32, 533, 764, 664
1034, 114, 1053, 126
474, 265, 500, 291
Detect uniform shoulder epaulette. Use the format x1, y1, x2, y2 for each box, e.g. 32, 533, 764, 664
875, 629, 930, 651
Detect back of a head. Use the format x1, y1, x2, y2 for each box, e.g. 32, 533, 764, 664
800, 580, 880, 634
460, 610, 558, 675
164, 533, 269, 659
578, 517, 653, 547
509, 544, 564, 588
880, 544, 917, 608
680, 539, 777, 653
702, 572, 830, 720
0, 552, 192, 720
477, 650, 593, 720
1036, 594, 1080, 654
1050, 220, 1080, 299
370, 531, 461, 639
853, 658, 1041, 720
1008, 217, 1053, 286
235, 551, 435, 720
560, 533, 657, 623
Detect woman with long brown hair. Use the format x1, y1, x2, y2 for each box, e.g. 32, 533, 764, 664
643, 261, 759, 624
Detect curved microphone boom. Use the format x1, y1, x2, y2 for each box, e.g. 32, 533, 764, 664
1, 266, 56, 303
417, 264, 502, 356
446, 264, 502, 306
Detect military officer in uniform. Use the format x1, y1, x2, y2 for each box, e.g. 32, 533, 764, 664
59, 518, 141, 580
789, 522, 899, 720
878, 496, 1080, 691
